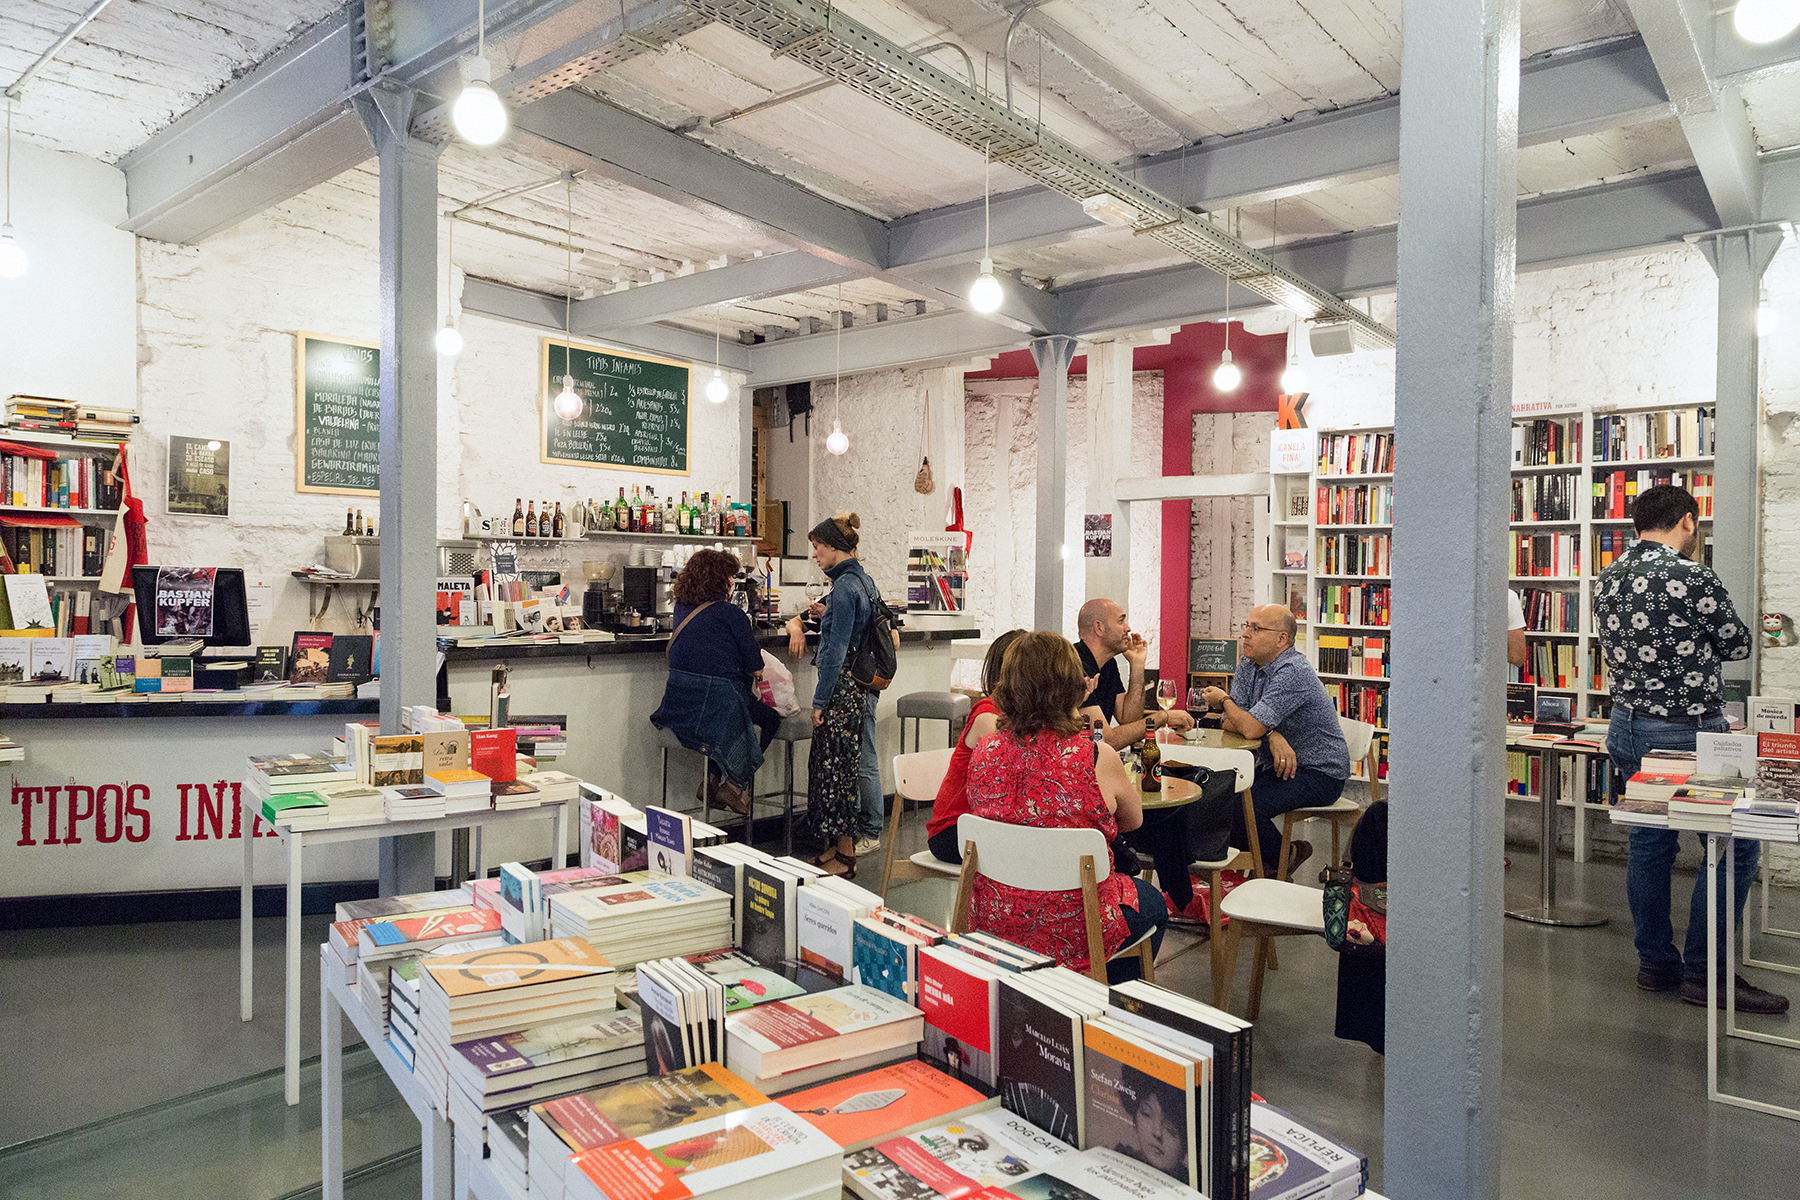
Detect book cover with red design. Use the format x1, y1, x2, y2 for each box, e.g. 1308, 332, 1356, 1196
781, 1059, 998, 1151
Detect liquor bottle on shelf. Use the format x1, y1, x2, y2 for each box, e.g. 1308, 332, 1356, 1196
678, 492, 690, 534
543, 500, 553, 537
525, 501, 537, 537
615, 487, 629, 533
342, 507, 355, 536
629, 486, 642, 532
552, 502, 565, 539
593, 496, 610, 532
512, 498, 526, 536
354, 509, 365, 536
665, 491, 676, 535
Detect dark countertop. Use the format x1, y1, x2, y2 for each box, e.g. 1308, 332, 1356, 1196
440, 624, 981, 663
0, 698, 381, 721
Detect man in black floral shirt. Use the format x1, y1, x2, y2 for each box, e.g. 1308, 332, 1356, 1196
1596, 485, 1784, 1013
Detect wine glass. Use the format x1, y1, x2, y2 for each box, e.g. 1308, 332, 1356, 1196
1187, 685, 1207, 713
1156, 680, 1179, 712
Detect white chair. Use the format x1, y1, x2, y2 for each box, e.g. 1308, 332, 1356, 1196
1159, 744, 1262, 1009
1217, 878, 1329, 1019
1276, 715, 1378, 881
878, 749, 960, 902
949, 814, 1156, 985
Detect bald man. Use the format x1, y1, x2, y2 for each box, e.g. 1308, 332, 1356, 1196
1201, 604, 1350, 879
1076, 597, 1193, 749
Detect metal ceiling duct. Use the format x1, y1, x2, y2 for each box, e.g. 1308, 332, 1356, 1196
686, 0, 1396, 348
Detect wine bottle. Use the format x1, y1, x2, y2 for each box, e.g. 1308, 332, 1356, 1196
525, 500, 537, 537
354, 508, 365, 536
343, 507, 355, 536
615, 487, 629, 533
552, 502, 565, 538
512, 498, 525, 536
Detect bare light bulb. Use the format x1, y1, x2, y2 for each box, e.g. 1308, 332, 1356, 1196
1757, 303, 1781, 339
553, 375, 582, 420
1280, 361, 1308, 393
1734, 0, 1800, 43
452, 57, 508, 145
969, 257, 1004, 314
705, 369, 730, 403
825, 420, 850, 455
1213, 349, 1242, 392
0, 226, 26, 278
436, 324, 465, 356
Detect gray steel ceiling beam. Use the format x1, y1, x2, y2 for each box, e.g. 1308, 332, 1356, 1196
461, 275, 754, 369
884, 37, 1677, 272
1765, 150, 1800, 221
1709, 13, 1800, 85
744, 309, 1028, 386
1624, 0, 1763, 225
572, 252, 858, 331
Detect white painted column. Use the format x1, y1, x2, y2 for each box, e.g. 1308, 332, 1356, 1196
1031, 337, 1078, 632
357, 88, 442, 895
1085, 340, 1134, 607
1388, 1, 1518, 1196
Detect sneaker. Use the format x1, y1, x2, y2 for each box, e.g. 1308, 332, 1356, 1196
853, 836, 882, 857
1284, 839, 1314, 880
1637, 967, 1680, 993
1680, 974, 1791, 1015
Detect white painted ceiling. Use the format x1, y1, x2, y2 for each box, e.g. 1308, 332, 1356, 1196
0, 0, 1790, 343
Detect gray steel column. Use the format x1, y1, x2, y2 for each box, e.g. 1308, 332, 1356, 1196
1387, 0, 1519, 1196
1691, 226, 1783, 689
357, 88, 442, 896
1031, 336, 1077, 632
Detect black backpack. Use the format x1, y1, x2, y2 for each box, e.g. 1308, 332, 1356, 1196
848, 574, 900, 691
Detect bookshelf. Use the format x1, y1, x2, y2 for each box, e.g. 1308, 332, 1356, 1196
0, 429, 127, 583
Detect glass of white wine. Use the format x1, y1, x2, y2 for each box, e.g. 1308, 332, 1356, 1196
1156, 680, 1179, 713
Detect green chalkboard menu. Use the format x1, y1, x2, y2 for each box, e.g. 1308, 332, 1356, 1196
1188, 637, 1239, 675
295, 332, 380, 496
540, 337, 691, 475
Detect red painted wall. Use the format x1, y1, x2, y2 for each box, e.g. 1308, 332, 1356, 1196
965, 322, 1287, 683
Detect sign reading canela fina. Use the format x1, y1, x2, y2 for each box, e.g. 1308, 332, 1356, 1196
295, 332, 381, 496
540, 337, 691, 474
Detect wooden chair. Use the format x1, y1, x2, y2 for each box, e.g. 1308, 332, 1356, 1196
1217, 877, 1328, 1019
877, 749, 960, 904
1157, 744, 1263, 1009
949, 814, 1156, 985
1275, 715, 1379, 881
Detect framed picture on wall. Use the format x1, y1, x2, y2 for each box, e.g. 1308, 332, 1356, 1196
167, 435, 230, 517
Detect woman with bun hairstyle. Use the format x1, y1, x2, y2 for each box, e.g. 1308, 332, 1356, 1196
804, 511, 886, 877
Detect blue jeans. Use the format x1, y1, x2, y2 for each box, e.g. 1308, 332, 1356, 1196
1609, 705, 1758, 982
1107, 877, 1170, 983
1230, 766, 1346, 877
857, 692, 884, 841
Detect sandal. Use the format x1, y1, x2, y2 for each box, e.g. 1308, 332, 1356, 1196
810, 848, 857, 880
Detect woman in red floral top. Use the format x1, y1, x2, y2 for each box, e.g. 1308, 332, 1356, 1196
964, 632, 1167, 981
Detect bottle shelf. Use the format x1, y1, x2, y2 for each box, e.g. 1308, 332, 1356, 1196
465, 529, 759, 543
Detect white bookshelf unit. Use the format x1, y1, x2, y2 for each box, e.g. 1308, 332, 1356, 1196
0, 428, 128, 584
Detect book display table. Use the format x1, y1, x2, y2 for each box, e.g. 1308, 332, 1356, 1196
1708, 831, 1800, 1121
245, 804, 568, 1106
1504, 733, 1609, 928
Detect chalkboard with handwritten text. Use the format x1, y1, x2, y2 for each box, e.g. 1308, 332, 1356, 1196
540, 338, 691, 475
295, 332, 380, 495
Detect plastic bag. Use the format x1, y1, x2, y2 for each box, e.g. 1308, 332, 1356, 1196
758, 650, 802, 716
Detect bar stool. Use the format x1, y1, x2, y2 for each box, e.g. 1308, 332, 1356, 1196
656, 726, 737, 828
895, 691, 971, 754
754, 710, 813, 857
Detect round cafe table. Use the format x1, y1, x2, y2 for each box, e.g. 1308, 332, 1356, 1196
1140, 775, 1202, 810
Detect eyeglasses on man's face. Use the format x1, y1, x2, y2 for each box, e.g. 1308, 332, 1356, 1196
1242, 622, 1280, 634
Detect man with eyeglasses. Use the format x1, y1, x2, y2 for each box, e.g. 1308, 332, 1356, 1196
1201, 604, 1350, 878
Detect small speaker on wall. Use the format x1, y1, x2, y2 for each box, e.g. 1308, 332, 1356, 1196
1309, 320, 1356, 357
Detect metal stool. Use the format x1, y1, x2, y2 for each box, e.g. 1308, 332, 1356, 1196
753, 710, 813, 856
895, 691, 971, 754
656, 725, 739, 830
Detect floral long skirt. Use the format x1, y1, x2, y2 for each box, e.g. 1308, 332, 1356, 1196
808, 672, 866, 844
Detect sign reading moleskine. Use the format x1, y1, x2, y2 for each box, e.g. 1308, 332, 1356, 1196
296, 332, 380, 496
540, 337, 691, 474
1188, 638, 1239, 675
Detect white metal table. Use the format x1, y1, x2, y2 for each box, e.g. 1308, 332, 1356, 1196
243, 803, 567, 1105
1706, 829, 1800, 1121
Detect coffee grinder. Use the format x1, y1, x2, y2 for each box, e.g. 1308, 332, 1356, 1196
581, 560, 617, 629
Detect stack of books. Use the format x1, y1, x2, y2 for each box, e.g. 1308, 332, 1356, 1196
548, 876, 734, 970
841, 1106, 1074, 1200
783, 1058, 999, 1153
518, 769, 582, 805
1733, 792, 1799, 842
312, 779, 386, 825
385, 785, 447, 821
1249, 1102, 1369, 1199
723, 983, 924, 1095
850, 908, 951, 1007
496, 862, 546, 942
325, 887, 473, 984
446, 1010, 645, 1149
245, 752, 349, 815
491, 778, 541, 810
1611, 761, 1694, 828
423, 767, 492, 813
356, 910, 506, 1033
259, 790, 329, 830
1666, 777, 1743, 833
414, 937, 617, 1118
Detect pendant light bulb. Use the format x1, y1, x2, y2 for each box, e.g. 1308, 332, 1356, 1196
969, 257, 1004, 314
435, 324, 464, 356
554, 375, 582, 420
1280, 360, 1307, 394
1757, 302, 1781, 339
452, 57, 508, 145
0, 226, 25, 278
705, 368, 730, 404
826, 419, 850, 455
1734, 0, 1800, 44
1214, 348, 1242, 392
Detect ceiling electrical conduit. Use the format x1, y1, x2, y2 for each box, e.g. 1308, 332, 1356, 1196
1003, 0, 1051, 112
5, 0, 118, 100
686, 0, 1395, 346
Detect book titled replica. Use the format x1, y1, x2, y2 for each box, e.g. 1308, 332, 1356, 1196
1247, 1101, 1367, 1200
783, 1059, 999, 1153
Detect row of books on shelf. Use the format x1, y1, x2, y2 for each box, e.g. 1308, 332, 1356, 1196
1520, 640, 1578, 691
1313, 533, 1389, 578
1511, 532, 1579, 579
1592, 467, 1713, 521
1314, 584, 1389, 628
1517, 587, 1578, 633
1316, 635, 1385, 679
1316, 430, 1392, 477
1323, 681, 1387, 733
4, 395, 137, 443
0, 523, 107, 579
333, 837, 1368, 1200
1314, 484, 1391, 527
0, 448, 121, 510
1512, 416, 1580, 467
1591, 406, 1713, 464
1511, 472, 1579, 522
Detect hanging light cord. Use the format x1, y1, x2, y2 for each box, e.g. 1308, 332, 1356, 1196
444, 213, 454, 317
835, 282, 844, 420
477, 0, 486, 60
1223, 272, 1231, 356
982, 141, 991, 258
5, 99, 12, 226
564, 171, 573, 376
714, 308, 722, 369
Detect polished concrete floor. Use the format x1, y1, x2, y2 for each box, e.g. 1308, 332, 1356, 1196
4, 808, 1799, 1199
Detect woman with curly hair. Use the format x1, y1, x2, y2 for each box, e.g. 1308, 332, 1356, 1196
649, 548, 777, 814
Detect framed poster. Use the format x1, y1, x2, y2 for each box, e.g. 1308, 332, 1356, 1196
540, 337, 691, 474
295, 332, 380, 496
167, 435, 230, 516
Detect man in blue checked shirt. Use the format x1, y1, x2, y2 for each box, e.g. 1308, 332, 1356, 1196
1595, 484, 1785, 1014
1202, 604, 1350, 879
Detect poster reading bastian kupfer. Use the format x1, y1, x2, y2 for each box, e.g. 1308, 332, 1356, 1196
167, 435, 230, 516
